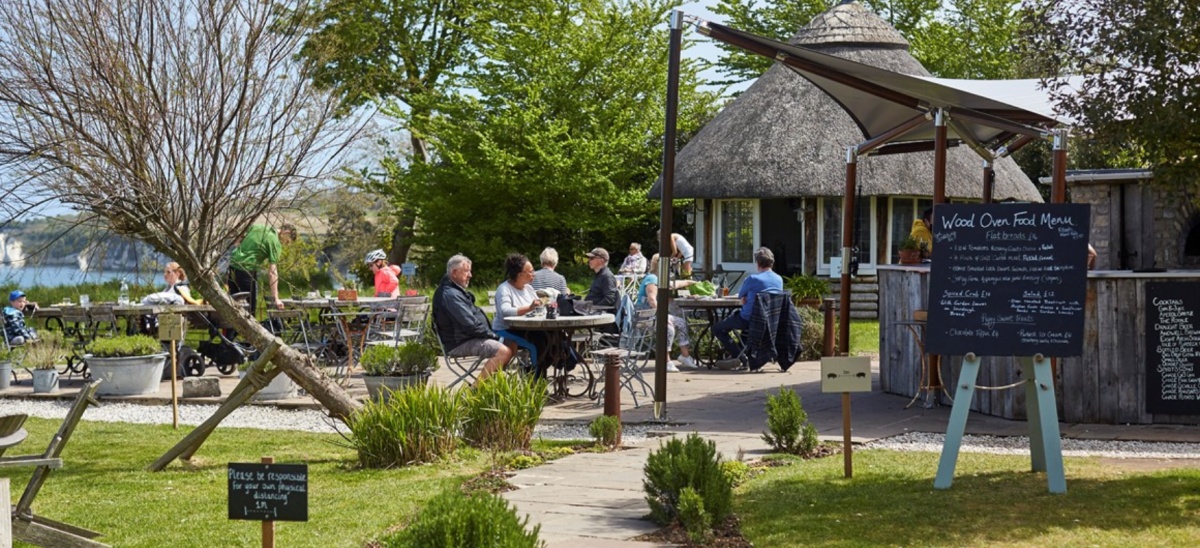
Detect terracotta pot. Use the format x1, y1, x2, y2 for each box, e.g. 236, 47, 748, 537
898, 249, 921, 264
797, 297, 823, 310
337, 289, 358, 302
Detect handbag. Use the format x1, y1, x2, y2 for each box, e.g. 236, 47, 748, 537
557, 295, 595, 316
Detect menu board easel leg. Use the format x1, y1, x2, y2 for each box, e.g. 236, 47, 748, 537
1030, 356, 1066, 494
934, 353, 980, 490
1020, 357, 1046, 472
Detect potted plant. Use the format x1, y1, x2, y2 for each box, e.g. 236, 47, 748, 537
0, 346, 14, 390
333, 271, 360, 302
360, 342, 439, 401
783, 273, 830, 309
898, 236, 923, 264
24, 335, 66, 394
238, 360, 300, 401
86, 334, 167, 396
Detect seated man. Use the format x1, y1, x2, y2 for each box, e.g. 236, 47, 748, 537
584, 247, 618, 309
714, 247, 783, 369
432, 254, 512, 382
3, 290, 39, 345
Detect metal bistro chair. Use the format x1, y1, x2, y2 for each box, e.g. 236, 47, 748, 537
589, 308, 655, 407
433, 322, 487, 389
0, 314, 27, 385
367, 302, 431, 348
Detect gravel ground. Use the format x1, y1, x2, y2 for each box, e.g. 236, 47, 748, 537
864, 431, 1200, 460
0, 399, 647, 443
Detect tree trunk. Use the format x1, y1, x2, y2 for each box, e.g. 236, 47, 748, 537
387, 133, 429, 265
188, 273, 362, 423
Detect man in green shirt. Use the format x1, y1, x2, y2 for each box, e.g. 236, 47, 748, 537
227, 223, 295, 312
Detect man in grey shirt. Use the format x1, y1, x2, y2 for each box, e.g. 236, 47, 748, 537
532, 247, 570, 295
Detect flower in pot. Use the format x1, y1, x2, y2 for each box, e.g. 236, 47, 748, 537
360, 342, 439, 401
898, 236, 923, 264
783, 273, 830, 309
23, 335, 66, 394
86, 334, 168, 396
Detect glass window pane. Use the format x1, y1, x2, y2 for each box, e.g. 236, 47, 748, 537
890, 198, 915, 262
721, 200, 754, 263
853, 197, 873, 265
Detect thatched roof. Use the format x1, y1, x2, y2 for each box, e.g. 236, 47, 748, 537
650, 1, 1042, 202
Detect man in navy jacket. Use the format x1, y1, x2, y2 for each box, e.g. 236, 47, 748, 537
433, 254, 513, 381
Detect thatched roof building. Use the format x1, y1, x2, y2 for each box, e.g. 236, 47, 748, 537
650, 1, 1040, 201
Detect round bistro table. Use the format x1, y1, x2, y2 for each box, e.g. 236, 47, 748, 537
503, 313, 615, 399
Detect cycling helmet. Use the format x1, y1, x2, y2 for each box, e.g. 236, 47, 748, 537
364, 249, 388, 264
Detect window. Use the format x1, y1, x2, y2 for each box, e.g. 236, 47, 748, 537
817, 196, 875, 273
888, 197, 932, 263
719, 200, 756, 264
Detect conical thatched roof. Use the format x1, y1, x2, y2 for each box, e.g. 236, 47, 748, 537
650, 1, 1041, 201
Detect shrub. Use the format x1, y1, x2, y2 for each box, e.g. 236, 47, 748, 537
462, 374, 547, 452
381, 490, 544, 548
360, 342, 439, 377
796, 305, 831, 361
22, 335, 66, 370
762, 386, 819, 456
588, 415, 621, 448
678, 487, 714, 546
783, 273, 830, 301
643, 433, 732, 528
0, 346, 14, 362
721, 460, 751, 487
507, 454, 544, 470
347, 384, 463, 468
87, 334, 162, 358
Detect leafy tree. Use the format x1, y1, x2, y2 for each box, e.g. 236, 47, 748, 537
293, 0, 485, 264
709, 0, 837, 86
1020, 0, 1200, 191
392, 0, 720, 279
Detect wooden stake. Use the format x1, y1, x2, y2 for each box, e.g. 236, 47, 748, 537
842, 392, 852, 478
262, 457, 275, 548
2, 478, 11, 548
170, 343, 179, 430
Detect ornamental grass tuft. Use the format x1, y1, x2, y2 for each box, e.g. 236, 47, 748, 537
347, 383, 463, 468
462, 373, 547, 452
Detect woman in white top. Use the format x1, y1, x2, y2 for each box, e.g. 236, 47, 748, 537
493, 253, 544, 371
659, 230, 694, 277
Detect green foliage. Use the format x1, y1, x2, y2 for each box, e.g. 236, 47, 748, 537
86, 335, 162, 358
678, 487, 714, 545
462, 374, 547, 452
710, 0, 837, 86
360, 342, 439, 377
783, 273, 829, 300
588, 415, 621, 448
389, 0, 720, 278
507, 454, 544, 470
795, 305, 828, 361
761, 387, 819, 456
381, 490, 544, 548
899, 235, 921, 251
348, 384, 464, 468
278, 235, 329, 296
0, 345, 14, 362
541, 446, 575, 460
643, 433, 733, 528
22, 332, 66, 370
721, 460, 751, 487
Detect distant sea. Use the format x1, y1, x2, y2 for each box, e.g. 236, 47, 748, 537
0, 265, 154, 288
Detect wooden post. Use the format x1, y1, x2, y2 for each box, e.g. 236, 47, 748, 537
842, 392, 852, 478
933, 109, 948, 205
261, 457, 275, 548
1051, 128, 1069, 204
149, 342, 280, 471
603, 354, 622, 447
839, 147, 857, 355
655, 10, 684, 421
170, 343, 179, 429
982, 160, 995, 204
1, 478, 10, 548
822, 298, 836, 357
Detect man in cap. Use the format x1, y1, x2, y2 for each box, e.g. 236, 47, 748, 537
3, 290, 38, 345
584, 247, 618, 309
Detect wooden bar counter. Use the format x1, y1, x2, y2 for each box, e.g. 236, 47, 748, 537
879, 265, 1200, 425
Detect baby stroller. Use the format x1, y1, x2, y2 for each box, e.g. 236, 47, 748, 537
137, 292, 258, 378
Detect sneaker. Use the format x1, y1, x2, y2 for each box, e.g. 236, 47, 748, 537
715, 358, 741, 371
666, 363, 681, 373
678, 356, 697, 369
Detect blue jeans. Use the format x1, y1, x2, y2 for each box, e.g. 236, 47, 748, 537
713, 313, 749, 360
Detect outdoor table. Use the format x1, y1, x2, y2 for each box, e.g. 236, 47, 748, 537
893, 319, 951, 409
503, 313, 615, 400
674, 296, 742, 369
315, 298, 401, 383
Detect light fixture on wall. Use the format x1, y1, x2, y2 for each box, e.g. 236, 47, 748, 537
686, 201, 696, 225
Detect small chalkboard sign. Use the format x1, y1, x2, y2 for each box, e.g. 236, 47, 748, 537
228, 463, 308, 522
926, 203, 1090, 357
1145, 282, 1200, 415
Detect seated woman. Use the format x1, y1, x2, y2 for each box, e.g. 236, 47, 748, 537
492, 254, 546, 373
141, 262, 203, 306
366, 249, 403, 297
637, 254, 696, 372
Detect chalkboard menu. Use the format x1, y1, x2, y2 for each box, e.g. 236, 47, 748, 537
228, 463, 308, 522
926, 203, 1090, 357
1145, 282, 1200, 415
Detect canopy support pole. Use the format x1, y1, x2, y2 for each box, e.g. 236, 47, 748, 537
839, 146, 857, 356
1051, 128, 1069, 203
982, 160, 995, 203
654, 9, 684, 420
856, 113, 931, 154
934, 109, 948, 204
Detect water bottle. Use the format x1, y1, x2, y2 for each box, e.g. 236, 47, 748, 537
119, 279, 130, 305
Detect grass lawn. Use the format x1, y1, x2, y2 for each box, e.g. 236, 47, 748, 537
848, 319, 880, 357
2, 417, 525, 548
737, 450, 1200, 547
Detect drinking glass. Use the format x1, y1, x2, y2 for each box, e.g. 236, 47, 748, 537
323, 290, 333, 300
79, 294, 90, 307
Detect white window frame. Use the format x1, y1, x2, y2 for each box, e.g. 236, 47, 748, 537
816, 196, 877, 276
714, 199, 760, 273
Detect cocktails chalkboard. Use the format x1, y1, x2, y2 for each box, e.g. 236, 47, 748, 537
228, 463, 308, 522
1145, 282, 1200, 415
926, 203, 1090, 357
